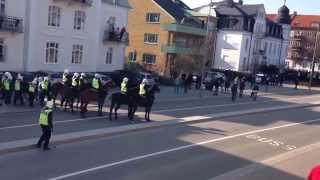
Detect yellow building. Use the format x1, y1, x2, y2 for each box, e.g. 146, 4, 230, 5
126, 0, 208, 77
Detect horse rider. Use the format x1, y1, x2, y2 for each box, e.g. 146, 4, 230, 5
39, 77, 50, 106
72, 73, 80, 88
92, 74, 102, 91
13, 74, 24, 106
36, 99, 54, 151
62, 69, 70, 85
139, 79, 149, 104
28, 80, 37, 107
121, 77, 129, 95
2, 72, 13, 105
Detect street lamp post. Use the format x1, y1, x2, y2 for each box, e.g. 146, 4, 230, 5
308, 25, 320, 90
199, 0, 213, 98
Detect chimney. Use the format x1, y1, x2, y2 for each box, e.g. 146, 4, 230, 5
293, 11, 298, 16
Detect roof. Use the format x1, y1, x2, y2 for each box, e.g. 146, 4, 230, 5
153, 0, 191, 22
267, 14, 320, 28
215, 3, 263, 17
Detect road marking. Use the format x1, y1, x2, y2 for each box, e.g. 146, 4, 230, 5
48, 118, 320, 180
0, 116, 108, 130
209, 141, 320, 180
0, 95, 319, 131
246, 135, 297, 151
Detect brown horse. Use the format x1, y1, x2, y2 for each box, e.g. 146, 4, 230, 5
79, 80, 113, 118
51, 82, 64, 107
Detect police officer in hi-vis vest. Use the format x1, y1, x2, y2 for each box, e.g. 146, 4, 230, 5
121, 77, 129, 95
2, 72, 12, 105
28, 80, 37, 107
13, 74, 24, 106
36, 100, 53, 150
91, 74, 102, 90
39, 77, 50, 106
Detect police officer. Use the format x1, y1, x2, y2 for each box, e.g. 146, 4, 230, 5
72, 73, 80, 87
121, 77, 129, 95
139, 79, 148, 97
92, 74, 101, 90
13, 74, 24, 106
28, 80, 37, 107
62, 69, 69, 85
36, 100, 53, 151
2, 72, 12, 105
39, 77, 50, 106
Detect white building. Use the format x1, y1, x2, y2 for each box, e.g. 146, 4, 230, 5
0, 0, 130, 72
195, 0, 290, 73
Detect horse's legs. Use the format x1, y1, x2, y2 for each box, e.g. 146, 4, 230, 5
98, 102, 103, 116
70, 100, 74, 113
115, 104, 120, 120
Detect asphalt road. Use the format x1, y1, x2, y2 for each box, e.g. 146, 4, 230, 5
1, 106, 320, 180
0, 88, 319, 144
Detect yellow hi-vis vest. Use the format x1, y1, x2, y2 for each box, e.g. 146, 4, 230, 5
92, 78, 99, 89
29, 85, 35, 93
139, 84, 146, 96
40, 81, 48, 91
72, 78, 78, 87
3, 79, 10, 90
121, 82, 127, 94
15, 80, 21, 91
39, 109, 52, 126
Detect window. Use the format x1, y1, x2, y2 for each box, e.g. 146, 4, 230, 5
106, 47, 113, 64
146, 13, 160, 23
48, 6, 61, 27
144, 33, 158, 44
128, 51, 137, 62
72, 44, 83, 64
74, 10, 86, 30
0, 0, 5, 15
0, 39, 5, 62
142, 53, 156, 64
46, 42, 59, 64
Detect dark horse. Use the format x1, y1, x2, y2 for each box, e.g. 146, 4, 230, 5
51, 82, 75, 112
79, 81, 113, 118
109, 84, 160, 122
129, 84, 160, 121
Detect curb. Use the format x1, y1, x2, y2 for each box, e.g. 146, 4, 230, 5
0, 102, 320, 155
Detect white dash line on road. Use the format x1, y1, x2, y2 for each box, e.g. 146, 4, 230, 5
48, 118, 320, 180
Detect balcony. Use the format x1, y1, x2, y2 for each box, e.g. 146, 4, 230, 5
161, 43, 203, 55
163, 23, 206, 37
103, 28, 129, 45
0, 15, 23, 33
53, 0, 93, 6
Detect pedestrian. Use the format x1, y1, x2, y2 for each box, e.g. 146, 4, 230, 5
308, 165, 320, 180
264, 76, 269, 92
174, 76, 181, 95
213, 79, 219, 96
251, 83, 259, 101
224, 79, 230, 94
28, 81, 36, 107
239, 78, 246, 98
13, 74, 24, 106
36, 100, 53, 151
294, 76, 299, 90
231, 82, 238, 102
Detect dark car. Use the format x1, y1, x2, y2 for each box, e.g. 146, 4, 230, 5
110, 70, 140, 87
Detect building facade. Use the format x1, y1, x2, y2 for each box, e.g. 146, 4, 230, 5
196, 0, 290, 73
126, 0, 208, 77
268, 14, 320, 72
0, 0, 130, 73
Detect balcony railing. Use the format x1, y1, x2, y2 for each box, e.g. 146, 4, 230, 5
53, 0, 93, 6
163, 23, 206, 37
0, 15, 23, 33
161, 43, 203, 55
103, 29, 129, 45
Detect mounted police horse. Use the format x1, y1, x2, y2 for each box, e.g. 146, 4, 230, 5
79, 80, 113, 118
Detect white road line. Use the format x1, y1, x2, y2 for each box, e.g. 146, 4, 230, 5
0, 116, 107, 130
0, 95, 318, 131
48, 118, 320, 180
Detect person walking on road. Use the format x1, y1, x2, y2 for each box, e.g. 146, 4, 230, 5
294, 76, 299, 90
239, 78, 246, 98
36, 100, 53, 151
251, 83, 259, 101
231, 82, 238, 102
13, 74, 24, 106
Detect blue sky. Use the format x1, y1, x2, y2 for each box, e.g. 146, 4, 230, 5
181, 0, 320, 15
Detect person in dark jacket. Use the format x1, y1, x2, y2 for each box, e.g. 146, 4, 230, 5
213, 79, 220, 96
231, 82, 238, 102
36, 100, 53, 150
239, 78, 246, 98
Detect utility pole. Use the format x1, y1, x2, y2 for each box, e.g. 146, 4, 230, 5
308, 25, 320, 90
199, 0, 213, 98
